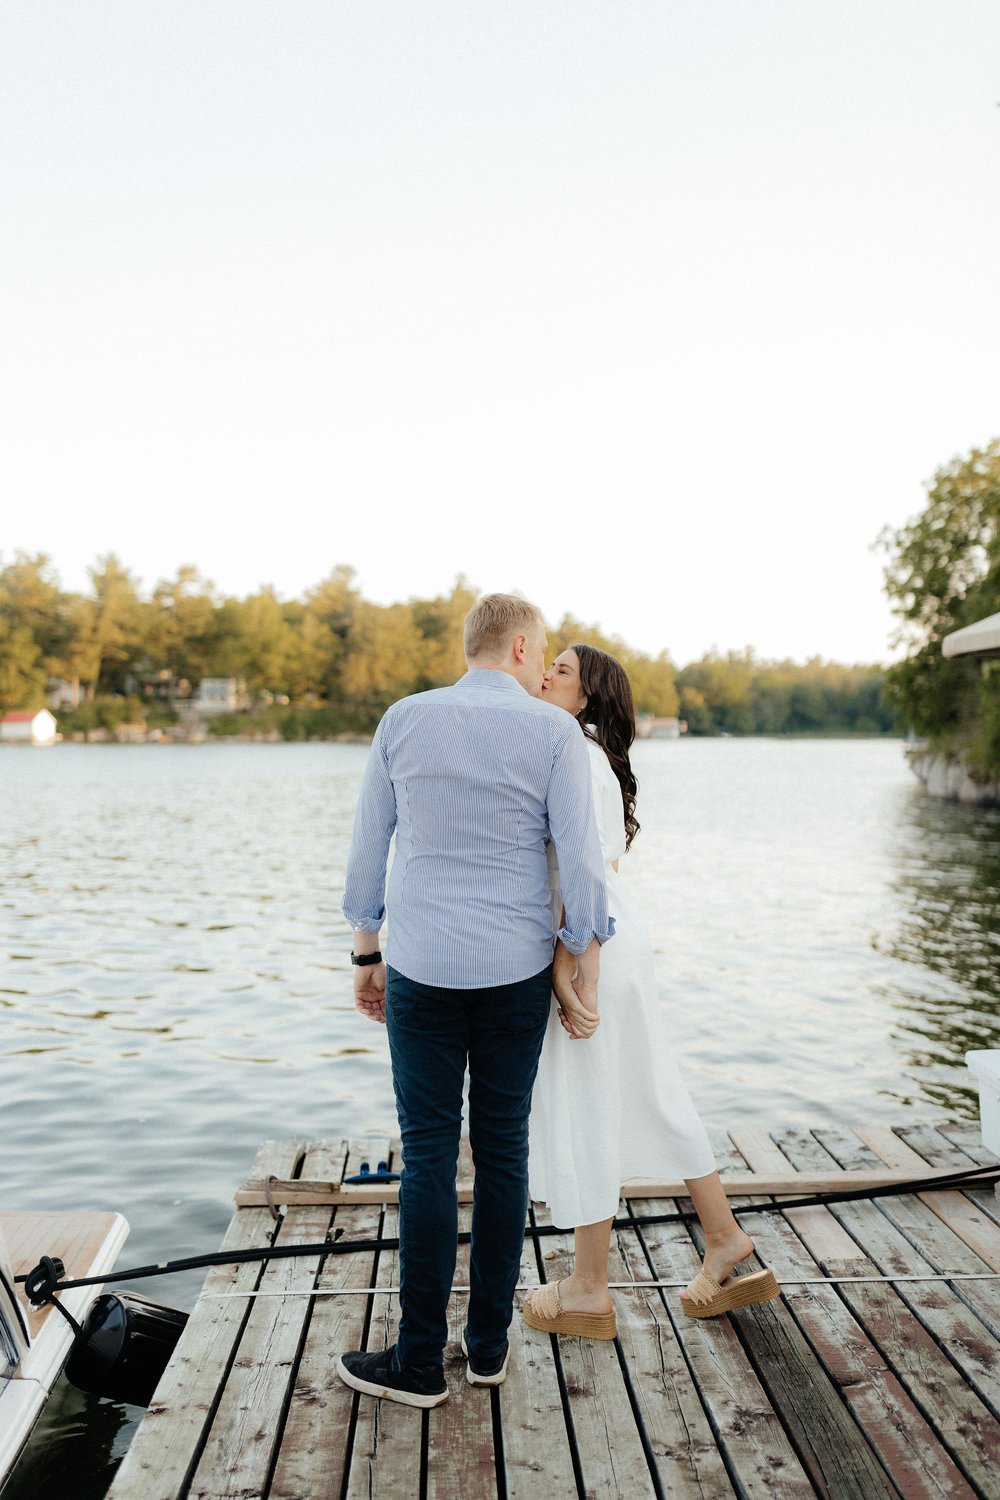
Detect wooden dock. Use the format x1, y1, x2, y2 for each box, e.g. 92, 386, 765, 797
106, 1123, 1000, 1500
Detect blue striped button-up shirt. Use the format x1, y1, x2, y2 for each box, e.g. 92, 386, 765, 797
341, 668, 614, 989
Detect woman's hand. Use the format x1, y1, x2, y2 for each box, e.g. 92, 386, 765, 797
553, 940, 600, 1039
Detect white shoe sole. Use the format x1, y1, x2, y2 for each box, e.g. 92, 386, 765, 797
336, 1354, 449, 1408
460, 1333, 510, 1386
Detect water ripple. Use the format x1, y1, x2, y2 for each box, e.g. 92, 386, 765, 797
3, 738, 1000, 1497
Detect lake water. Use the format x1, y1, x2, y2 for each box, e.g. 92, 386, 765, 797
3, 737, 1000, 1496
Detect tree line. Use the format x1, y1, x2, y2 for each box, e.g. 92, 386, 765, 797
0, 552, 896, 736
880, 436, 1000, 777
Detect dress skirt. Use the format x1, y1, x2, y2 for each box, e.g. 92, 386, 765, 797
528, 867, 717, 1229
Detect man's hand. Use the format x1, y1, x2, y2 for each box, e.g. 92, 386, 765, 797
552, 939, 600, 1039
354, 959, 387, 1024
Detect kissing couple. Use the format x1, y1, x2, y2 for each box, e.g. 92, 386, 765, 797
337, 592, 778, 1408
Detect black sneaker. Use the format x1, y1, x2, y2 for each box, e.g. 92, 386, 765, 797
337, 1346, 448, 1408
460, 1331, 510, 1387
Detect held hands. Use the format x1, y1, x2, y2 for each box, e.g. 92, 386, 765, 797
553, 938, 600, 1040
354, 960, 387, 1024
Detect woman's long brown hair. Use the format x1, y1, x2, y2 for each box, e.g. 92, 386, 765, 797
570, 643, 640, 851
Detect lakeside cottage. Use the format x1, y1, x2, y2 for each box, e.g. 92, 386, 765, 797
0, 711, 58, 746
635, 714, 684, 739
194, 677, 249, 715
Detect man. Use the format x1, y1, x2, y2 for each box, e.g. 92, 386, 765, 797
337, 593, 613, 1407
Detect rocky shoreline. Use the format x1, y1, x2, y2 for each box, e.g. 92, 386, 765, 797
906, 747, 1000, 806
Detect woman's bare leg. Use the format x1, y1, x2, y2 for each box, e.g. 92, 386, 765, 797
526, 1174, 754, 1315
526, 1217, 615, 1315
683, 1170, 754, 1286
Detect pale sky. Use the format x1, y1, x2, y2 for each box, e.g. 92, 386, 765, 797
2, 2, 998, 666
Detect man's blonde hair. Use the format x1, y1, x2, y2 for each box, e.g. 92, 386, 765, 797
463, 593, 545, 663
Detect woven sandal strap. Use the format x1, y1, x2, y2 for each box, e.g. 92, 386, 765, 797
684, 1269, 723, 1305
531, 1279, 563, 1320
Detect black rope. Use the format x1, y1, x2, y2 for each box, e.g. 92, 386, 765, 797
15, 1161, 1000, 1309
21, 1256, 84, 1336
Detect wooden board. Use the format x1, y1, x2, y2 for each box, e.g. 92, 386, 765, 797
740, 1126, 978, 1499
344, 1186, 423, 1498
529, 1200, 658, 1499
234, 1167, 975, 1209
630, 1189, 816, 1498
427, 1139, 500, 1499
107, 1140, 306, 1500
610, 1208, 735, 1497
496, 1213, 578, 1499
269, 1139, 391, 1500
784, 1126, 1000, 1495
188, 1142, 347, 1500
104, 1125, 1000, 1500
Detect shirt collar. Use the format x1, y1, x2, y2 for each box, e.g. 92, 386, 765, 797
458, 668, 529, 694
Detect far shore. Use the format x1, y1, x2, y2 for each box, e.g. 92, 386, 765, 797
2, 729, 905, 749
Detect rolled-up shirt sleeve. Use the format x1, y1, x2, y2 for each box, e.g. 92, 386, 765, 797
547, 723, 615, 954
341, 716, 397, 932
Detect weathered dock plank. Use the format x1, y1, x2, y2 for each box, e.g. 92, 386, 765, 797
736, 1126, 974, 1499
499, 1229, 578, 1499
852, 1126, 1000, 1271
896, 1123, 1000, 1229
188, 1142, 347, 1500
107, 1139, 305, 1500
612, 1214, 736, 1498
789, 1127, 1000, 1495
344, 1194, 423, 1500
702, 1130, 895, 1500
427, 1138, 500, 1499
104, 1124, 1000, 1500
268, 1139, 390, 1500
631, 1193, 815, 1498
528, 1202, 658, 1499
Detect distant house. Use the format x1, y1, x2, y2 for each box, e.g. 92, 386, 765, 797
635, 715, 685, 740
46, 678, 81, 711
0, 710, 58, 746
194, 678, 249, 715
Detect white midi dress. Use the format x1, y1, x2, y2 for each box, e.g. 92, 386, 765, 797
528, 738, 717, 1228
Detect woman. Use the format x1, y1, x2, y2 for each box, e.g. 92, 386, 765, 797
525, 645, 778, 1335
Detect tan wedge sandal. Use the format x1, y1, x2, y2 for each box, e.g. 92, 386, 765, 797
522, 1280, 618, 1340
680, 1266, 780, 1319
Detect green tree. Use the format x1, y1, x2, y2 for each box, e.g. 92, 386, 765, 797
411, 577, 478, 688
87, 554, 149, 697
620, 650, 680, 717
0, 617, 44, 709
215, 588, 301, 696
0, 553, 70, 675
340, 601, 426, 724
879, 438, 1000, 771
147, 567, 221, 688
299, 566, 362, 699
678, 683, 713, 734
678, 651, 756, 734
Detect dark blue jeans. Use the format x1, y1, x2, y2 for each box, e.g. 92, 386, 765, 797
385, 962, 553, 1370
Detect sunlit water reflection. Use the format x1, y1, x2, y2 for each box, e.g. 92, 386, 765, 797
2, 738, 998, 1495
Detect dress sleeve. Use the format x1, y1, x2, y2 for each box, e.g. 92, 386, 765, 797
587, 740, 627, 865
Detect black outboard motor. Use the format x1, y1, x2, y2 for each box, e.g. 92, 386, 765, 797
66, 1292, 188, 1407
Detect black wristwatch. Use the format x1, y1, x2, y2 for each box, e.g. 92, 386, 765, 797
351, 950, 383, 966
